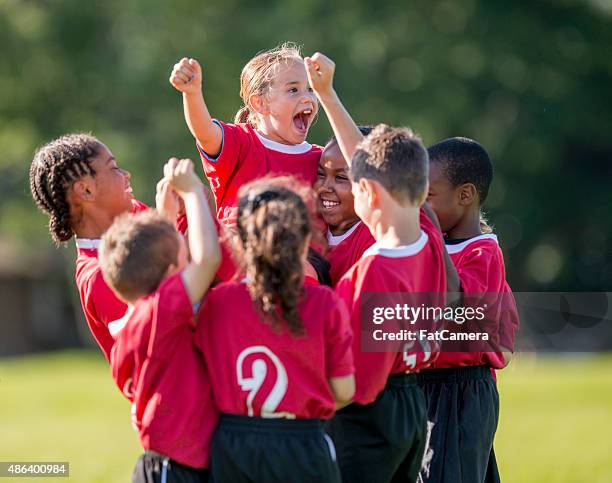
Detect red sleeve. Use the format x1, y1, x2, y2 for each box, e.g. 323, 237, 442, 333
325, 293, 354, 378
335, 261, 396, 404
89, 269, 128, 325
197, 121, 249, 203
456, 245, 500, 294
148, 273, 195, 354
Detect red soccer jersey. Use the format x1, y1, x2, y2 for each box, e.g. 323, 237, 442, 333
110, 273, 218, 469
197, 121, 322, 227
195, 282, 353, 420
75, 240, 126, 360
175, 213, 239, 283
73, 199, 149, 360
432, 234, 519, 369
327, 221, 375, 287
335, 213, 447, 405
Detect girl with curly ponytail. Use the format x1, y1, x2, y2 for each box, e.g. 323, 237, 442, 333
194, 180, 355, 483
29, 133, 144, 360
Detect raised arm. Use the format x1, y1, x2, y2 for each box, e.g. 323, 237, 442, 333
422, 202, 461, 297
170, 58, 223, 157
304, 53, 364, 166
165, 158, 221, 304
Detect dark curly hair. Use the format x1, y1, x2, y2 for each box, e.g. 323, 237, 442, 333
29, 133, 102, 244
236, 181, 311, 336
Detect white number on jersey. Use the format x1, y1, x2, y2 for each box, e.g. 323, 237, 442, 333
236, 345, 294, 418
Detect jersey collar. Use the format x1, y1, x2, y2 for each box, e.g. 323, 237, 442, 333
254, 131, 312, 154
327, 221, 363, 246
445, 234, 498, 254
75, 238, 101, 250
361, 230, 428, 259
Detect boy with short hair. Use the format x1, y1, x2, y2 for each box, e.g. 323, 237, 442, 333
306, 53, 448, 483
99, 158, 221, 483
418, 137, 519, 483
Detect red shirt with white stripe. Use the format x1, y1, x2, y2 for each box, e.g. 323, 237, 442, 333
432, 234, 519, 369
197, 121, 322, 227
194, 282, 353, 419
335, 212, 447, 405
327, 221, 375, 286
73, 199, 148, 360
110, 273, 218, 469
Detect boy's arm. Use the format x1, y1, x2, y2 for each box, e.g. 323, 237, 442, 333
305, 53, 364, 166
421, 202, 461, 297
165, 158, 221, 304
170, 58, 223, 157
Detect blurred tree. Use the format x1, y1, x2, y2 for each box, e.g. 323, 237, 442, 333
0, 0, 610, 291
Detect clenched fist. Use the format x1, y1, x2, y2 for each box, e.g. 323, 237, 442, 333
304, 53, 335, 96
169, 57, 202, 95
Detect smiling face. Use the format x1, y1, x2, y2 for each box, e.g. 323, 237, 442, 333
314, 141, 360, 235
88, 144, 135, 219
427, 161, 463, 233
257, 58, 318, 145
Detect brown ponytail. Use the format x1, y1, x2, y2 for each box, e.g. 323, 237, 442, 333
236, 182, 310, 336
234, 105, 251, 124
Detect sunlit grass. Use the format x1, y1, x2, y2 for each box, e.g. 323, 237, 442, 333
1, 350, 611, 482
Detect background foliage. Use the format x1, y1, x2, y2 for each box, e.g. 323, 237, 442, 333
1, 0, 611, 291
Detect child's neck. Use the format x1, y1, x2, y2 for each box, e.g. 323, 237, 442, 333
72, 209, 115, 240
446, 209, 482, 240
256, 127, 295, 146
369, 204, 421, 248
329, 218, 361, 237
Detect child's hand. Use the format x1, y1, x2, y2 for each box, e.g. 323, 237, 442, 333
304, 53, 335, 96
169, 58, 202, 95
164, 157, 202, 195
155, 177, 180, 221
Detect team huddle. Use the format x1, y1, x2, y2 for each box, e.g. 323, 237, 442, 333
29, 43, 518, 483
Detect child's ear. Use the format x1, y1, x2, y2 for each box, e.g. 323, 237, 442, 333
71, 179, 95, 202
361, 179, 379, 208
249, 94, 269, 115
458, 183, 477, 206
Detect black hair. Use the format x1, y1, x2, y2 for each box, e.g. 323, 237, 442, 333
29, 134, 101, 244
427, 137, 493, 204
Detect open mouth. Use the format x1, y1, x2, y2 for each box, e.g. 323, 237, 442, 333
320, 198, 341, 211
293, 108, 313, 133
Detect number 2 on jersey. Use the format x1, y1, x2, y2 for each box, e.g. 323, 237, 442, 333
236, 345, 294, 418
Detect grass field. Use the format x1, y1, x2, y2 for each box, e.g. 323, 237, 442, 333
1, 350, 611, 482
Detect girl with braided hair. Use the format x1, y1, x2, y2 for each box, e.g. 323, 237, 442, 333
194, 180, 355, 483
29, 133, 147, 360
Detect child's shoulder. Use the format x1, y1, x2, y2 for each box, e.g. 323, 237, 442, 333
446, 233, 501, 257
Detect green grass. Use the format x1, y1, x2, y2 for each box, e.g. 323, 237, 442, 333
1, 350, 611, 482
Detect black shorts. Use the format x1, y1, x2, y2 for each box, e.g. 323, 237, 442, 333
131, 451, 209, 483
326, 373, 428, 483
416, 365, 500, 483
210, 414, 341, 483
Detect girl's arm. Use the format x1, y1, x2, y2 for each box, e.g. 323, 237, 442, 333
329, 375, 355, 410
305, 53, 364, 166
170, 58, 223, 157
165, 158, 221, 304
